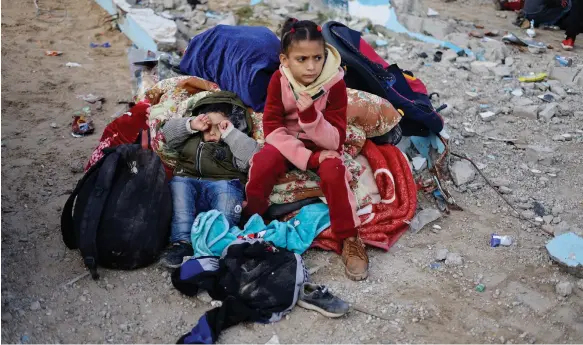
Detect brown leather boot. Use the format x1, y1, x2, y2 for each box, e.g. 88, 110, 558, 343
342, 237, 369, 281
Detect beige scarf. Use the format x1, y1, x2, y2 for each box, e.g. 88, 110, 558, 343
281, 44, 342, 98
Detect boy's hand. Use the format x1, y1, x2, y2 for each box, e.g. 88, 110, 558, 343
297, 92, 314, 113
218, 120, 233, 133
318, 150, 340, 163
190, 114, 211, 131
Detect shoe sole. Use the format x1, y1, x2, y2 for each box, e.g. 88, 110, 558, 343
345, 268, 369, 281
297, 300, 347, 318
561, 44, 574, 51
158, 258, 181, 269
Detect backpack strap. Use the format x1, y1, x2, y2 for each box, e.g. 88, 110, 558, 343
61, 151, 114, 250
78, 152, 121, 280
137, 129, 151, 150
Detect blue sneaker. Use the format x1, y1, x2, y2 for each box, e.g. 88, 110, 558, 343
297, 283, 349, 318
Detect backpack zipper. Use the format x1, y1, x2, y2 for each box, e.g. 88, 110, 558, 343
196, 142, 204, 176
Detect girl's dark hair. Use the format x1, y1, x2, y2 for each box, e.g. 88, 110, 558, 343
280, 18, 325, 54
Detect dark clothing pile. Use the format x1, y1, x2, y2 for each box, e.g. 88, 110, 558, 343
179, 25, 281, 112
524, 0, 583, 38
172, 239, 307, 344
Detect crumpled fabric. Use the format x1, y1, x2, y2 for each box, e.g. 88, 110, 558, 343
191, 203, 331, 257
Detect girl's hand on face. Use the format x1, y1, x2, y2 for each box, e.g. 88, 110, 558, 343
218, 120, 233, 133
318, 150, 340, 163
297, 92, 314, 113
190, 114, 211, 131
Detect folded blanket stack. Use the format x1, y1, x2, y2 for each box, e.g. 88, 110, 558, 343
312, 140, 417, 253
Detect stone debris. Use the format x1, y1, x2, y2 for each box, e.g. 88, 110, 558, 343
435, 248, 449, 261
445, 253, 463, 266
538, 103, 558, 121
513, 105, 539, 120
450, 160, 476, 186
555, 281, 573, 297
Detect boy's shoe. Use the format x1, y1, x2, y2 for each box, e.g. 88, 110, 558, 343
297, 283, 350, 318
341, 237, 369, 281
562, 38, 575, 51
159, 242, 194, 269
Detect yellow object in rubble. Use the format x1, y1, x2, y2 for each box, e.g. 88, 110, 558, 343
518, 73, 547, 83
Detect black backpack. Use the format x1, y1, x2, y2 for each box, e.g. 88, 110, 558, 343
61, 131, 172, 279
322, 21, 444, 138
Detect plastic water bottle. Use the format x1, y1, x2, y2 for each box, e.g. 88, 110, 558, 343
490, 234, 513, 247
555, 55, 573, 67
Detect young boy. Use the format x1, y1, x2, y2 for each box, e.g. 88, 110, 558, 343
159, 91, 259, 268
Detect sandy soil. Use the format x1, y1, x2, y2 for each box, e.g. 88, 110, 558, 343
2, 0, 583, 344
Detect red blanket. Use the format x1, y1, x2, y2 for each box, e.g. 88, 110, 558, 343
312, 140, 417, 253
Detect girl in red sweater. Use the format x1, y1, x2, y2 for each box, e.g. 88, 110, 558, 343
243, 18, 368, 281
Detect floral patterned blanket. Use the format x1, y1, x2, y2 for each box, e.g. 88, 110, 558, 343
139, 76, 401, 207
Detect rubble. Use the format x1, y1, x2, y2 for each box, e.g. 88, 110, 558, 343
538, 103, 558, 121
450, 160, 476, 186
555, 281, 573, 297
445, 253, 463, 266
513, 105, 539, 120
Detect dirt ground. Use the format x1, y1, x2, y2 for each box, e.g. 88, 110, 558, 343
2, 0, 583, 344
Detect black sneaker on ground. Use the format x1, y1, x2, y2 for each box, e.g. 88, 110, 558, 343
159, 242, 194, 269
297, 283, 350, 318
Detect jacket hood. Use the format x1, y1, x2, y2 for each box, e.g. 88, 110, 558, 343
190, 91, 253, 135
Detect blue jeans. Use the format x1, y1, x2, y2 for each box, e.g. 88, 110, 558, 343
169, 176, 244, 243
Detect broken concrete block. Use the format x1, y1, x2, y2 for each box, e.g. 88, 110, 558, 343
479, 111, 497, 122
513, 105, 539, 120
546, 232, 583, 278
445, 252, 463, 266
548, 66, 575, 84
470, 61, 498, 76
412, 156, 427, 171
538, 103, 558, 121
493, 66, 513, 78
556, 281, 573, 296
450, 160, 476, 186
514, 97, 534, 106
443, 49, 458, 62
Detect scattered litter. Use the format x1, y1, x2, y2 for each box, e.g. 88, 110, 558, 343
65, 62, 82, 67
50, 122, 58, 129
45, 50, 62, 56
433, 51, 443, 62
21, 335, 30, 344
511, 89, 524, 97
484, 30, 499, 37
465, 91, 479, 99
265, 335, 280, 344
490, 234, 513, 247
433, 224, 442, 230
538, 94, 556, 103
90, 42, 111, 48
427, 8, 439, 17
554, 55, 573, 67
546, 232, 583, 278
417, 52, 429, 59
479, 111, 497, 122
518, 73, 547, 83
375, 39, 388, 47
71, 107, 95, 137
475, 284, 486, 292
77, 94, 104, 104
526, 20, 536, 38
410, 208, 442, 233
429, 262, 441, 269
